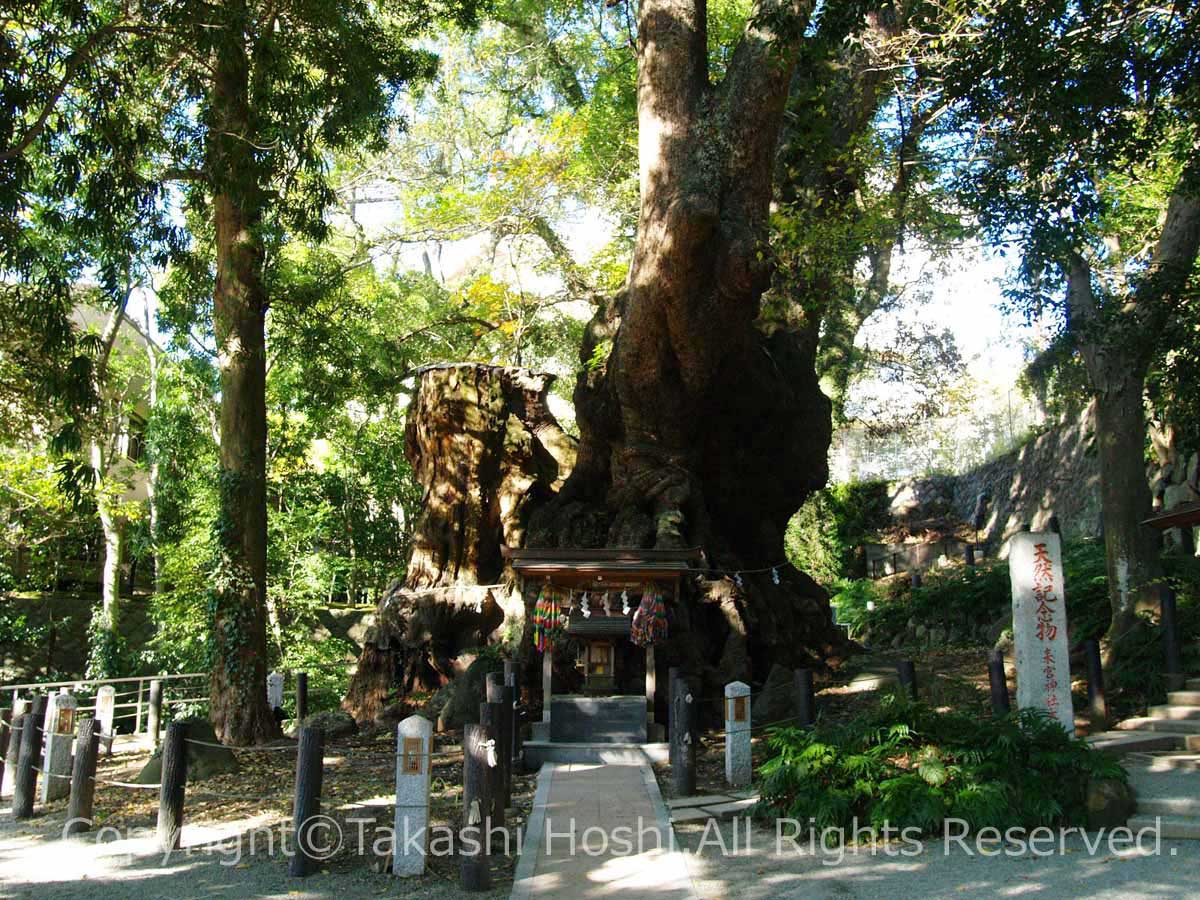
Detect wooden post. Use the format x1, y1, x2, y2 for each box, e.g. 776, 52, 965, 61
3, 697, 28, 797
147, 679, 163, 746
794, 668, 815, 727
988, 649, 1010, 717
1084, 639, 1108, 730
485, 673, 511, 813
0, 710, 9, 797
479, 701, 506, 830
66, 718, 101, 836
910, 570, 922, 589
295, 672, 309, 724
11, 713, 37, 819
896, 660, 918, 701
156, 721, 188, 852
1161, 586, 1184, 691
460, 723, 493, 892
645, 644, 656, 738
670, 672, 696, 796
541, 648, 553, 723
290, 725, 325, 877
964, 544, 976, 567
503, 661, 521, 771
668, 667, 680, 771
135, 680, 145, 734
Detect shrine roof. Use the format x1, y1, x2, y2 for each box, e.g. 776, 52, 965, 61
501, 545, 702, 577
1142, 501, 1200, 530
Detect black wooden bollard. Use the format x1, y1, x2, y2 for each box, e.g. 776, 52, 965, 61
670, 674, 696, 796
147, 679, 163, 746
911, 570, 923, 590
289, 725, 325, 877
668, 668, 680, 771
964, 544, 976, 567
295, 672, 309, 724
1084, 639, 1108, 729
3, 698, 27, 797
11, 713, 37, 819
794, 668, 815, 727
460, 723, 493, 892
1161, 586, 1184, 691
988, 649, 1010, 717
66, 718, 101, 835
896, 661, 918, 701
485, 673, 511, 812
480, 701, 506, 830
156, 721, 188, 852
504, 660, 522, 770
0, 710, 9, 795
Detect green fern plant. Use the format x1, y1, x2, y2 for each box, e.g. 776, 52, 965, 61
757, 695, 1125, 836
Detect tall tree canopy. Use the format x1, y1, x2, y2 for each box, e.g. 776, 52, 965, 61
943, 0, 1200, 639
2, 0, 480, 741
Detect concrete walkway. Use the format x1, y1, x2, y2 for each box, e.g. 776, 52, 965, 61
511, 763, 697, 899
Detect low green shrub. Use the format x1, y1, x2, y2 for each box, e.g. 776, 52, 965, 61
787, 481, 892, 584
757, 694, 1126, 835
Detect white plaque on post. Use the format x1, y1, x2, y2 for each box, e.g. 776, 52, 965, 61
1009, 532, 1074, 732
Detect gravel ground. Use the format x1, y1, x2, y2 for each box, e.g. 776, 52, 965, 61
0, 729, 533, 900
675, 818, 1200, 900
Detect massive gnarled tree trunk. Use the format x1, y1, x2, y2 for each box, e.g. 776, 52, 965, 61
343, 365, 574, 722
527, 0, 849, 691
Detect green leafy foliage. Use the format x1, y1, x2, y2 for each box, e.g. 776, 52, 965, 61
758, 696, 1127, 834
785, 481, 891, 584
832, 539, 1200, 717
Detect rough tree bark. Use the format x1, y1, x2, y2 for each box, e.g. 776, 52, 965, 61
206, 4, 278, 744
343, 365, 574, 722
1065, 162, 1200, 642
526, 0, 850, 691
87, 287, 131, 676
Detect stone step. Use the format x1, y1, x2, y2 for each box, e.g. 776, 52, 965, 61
1127, 752, 1200, 772
522, 740, 669, 768
1187, 678, 1200, 691
1116, 717, 1200, 735
1129, 814, 1200, 840
1168, 692, 1200, 706
1088, 731, 1185, 754
1135, 794, 1200, 817
1128, 768, 1200, 796
1149, 705, 1200, 721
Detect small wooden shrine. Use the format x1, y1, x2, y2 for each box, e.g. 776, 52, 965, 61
503, 546, 701, 745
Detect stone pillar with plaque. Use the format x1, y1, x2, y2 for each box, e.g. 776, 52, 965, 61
1009, 532, 1075, 733
394, 715, 433, 877
41, 691, 77, 803
724, 681, 751, 787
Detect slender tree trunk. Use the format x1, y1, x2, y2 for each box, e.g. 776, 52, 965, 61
87, 291, 131, 674
1065, 168, 1200, 644
1095, 380, 1160, 639
143, 296, 163, 595
206, 6, 277, 744
95, 496, 124, 636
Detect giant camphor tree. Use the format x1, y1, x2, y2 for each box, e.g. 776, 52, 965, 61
337, 0, 958, 711
2, 0, 480, 742
521, 0, 898, 682
943, 0, 1200, 642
